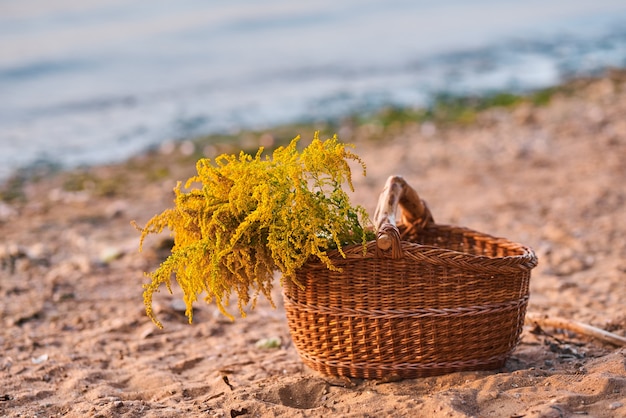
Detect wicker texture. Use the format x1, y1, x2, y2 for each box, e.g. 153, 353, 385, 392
284, 188, 537, 379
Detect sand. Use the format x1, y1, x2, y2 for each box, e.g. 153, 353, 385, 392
1, 71, 625, 417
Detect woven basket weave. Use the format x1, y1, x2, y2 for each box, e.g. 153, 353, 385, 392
283, 178, 537, 379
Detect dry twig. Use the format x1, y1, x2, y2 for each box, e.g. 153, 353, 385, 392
526, 313, 626, 347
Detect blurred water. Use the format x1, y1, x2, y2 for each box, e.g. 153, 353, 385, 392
2, 0, 626, 182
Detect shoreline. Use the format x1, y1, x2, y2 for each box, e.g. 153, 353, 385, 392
5, 0, 626, 186
3, 67, 625, 200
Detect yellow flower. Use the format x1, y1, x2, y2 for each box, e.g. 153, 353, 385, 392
134, 132, 371, 327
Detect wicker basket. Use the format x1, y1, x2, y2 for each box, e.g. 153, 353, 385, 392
283, 176, 538, 379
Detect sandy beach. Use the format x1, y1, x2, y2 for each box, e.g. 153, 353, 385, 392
1, 71, 625, 417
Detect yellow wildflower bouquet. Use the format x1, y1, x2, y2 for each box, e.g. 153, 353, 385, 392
135, 133, 372, 327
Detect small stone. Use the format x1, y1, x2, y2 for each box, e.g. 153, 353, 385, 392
105, 200, 128, 218
99, 246, 123, 264
140, 327, 155, 339
180, 141, 195, 156
1, 357, 13, 371
160, 141, 176, 155
608, 402, 623, 410
170, 299, 187, 313
420, 121, 437, 137
27, 243, 48, 259
31, 354, 49, 364
255, 337, 282, 349
0, 202, 17, 221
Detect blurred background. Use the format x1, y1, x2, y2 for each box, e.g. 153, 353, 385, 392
1, 0, 626, 182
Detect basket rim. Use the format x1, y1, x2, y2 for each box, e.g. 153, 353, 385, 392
308, 223, 538, 273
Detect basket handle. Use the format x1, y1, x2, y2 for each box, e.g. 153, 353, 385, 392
373, 176, 434, 257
